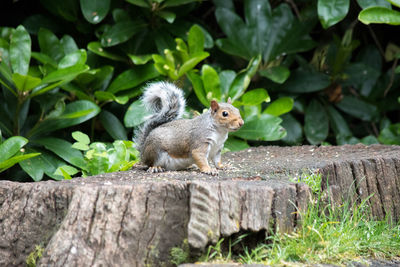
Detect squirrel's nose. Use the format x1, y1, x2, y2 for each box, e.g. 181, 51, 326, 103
238, 119, 244, 127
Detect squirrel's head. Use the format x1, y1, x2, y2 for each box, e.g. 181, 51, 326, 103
210, 98, 244, 132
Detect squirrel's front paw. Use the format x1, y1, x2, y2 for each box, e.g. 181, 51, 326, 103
147, 166, 165, 173
201, 167, 218, 176
216, 162, 226, 170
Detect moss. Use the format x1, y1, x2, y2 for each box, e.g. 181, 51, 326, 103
26, 245, 45, 267
170, 239, 190, 266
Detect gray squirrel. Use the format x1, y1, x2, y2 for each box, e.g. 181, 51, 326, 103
135, 82, 244, 175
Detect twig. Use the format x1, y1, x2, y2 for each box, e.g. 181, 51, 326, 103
367, 25, 385, 58
285, 0, 302, 20
384, 57, 398, 97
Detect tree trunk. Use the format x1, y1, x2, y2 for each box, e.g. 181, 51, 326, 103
1, 145, 399, 266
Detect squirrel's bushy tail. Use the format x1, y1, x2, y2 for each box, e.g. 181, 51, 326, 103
135, 82, 186, 153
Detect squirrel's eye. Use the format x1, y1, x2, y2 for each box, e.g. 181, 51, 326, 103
222, 111, 229, 117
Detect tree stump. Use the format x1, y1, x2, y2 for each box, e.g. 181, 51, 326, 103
1, 145, 399, 266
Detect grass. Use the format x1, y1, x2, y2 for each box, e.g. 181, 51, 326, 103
197, 172, 400, 266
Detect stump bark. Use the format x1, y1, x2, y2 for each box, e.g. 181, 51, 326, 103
1, 145, 399, 266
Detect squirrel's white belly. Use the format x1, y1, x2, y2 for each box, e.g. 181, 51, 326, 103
156, 151, 194, 170
208, 131, 228, 158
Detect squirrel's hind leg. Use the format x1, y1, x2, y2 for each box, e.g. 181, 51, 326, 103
147, 166, 165, 173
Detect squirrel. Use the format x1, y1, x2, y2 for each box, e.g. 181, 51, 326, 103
134, 81, 244, 175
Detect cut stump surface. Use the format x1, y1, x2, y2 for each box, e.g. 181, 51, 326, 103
1, 145, 400, 266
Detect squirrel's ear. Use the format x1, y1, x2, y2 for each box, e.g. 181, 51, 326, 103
227, 97, 232, 104
210, 100, 219, 112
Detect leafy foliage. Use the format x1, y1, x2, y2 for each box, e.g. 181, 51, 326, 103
70, 131, 139, 177
0, 135, 40, 173
152, 25, 210, 80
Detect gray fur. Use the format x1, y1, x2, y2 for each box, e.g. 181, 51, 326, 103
134, 82, 186, 155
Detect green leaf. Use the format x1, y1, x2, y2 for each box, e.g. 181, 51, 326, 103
107, 63, 159, 94
58, 49, 87, 69
188, 24, 204, 55
86, 143, 109, 175
187, 71, 209, 107
124, 100, 150, 127
201, 64, 221, 101
224, 137, 249, 152
219, 70, 236, 101
54, 165, 78, 178
0, 37, 10, 66
75, 65, 114, 92
72, 142, 90, 151
357, 0, 392, 9
228, 55, 261, 100
163, 0, 199, 7
152, 54, 168, 76
0, 136, 28, 162
360, 135, 379, 145
87, 42, 126, 61
57, 167, 72, 179
215, 2, 264, 60
215, 1, 316, 62
378, 123, 400, 145
29, 100, 100, 138
61, 35, 79, 54
175, 38, 189, 61
19, 149, 45, 181
40, 0, 79, 22
101, 20, 144, 47
233, 114, 286, 141
11, 73, 41, 92
72, 131, 90, 145
10, 25, 31, 75
158, 11, 176, 23
125, 0, 150, 8
283, 69, 330, 93
326, 105, 352, 136
0, 153, 41, 173
34, 137, 86, 169
264, 97, 293, 116
110, 140, 129, 164
304, 99, 329, 144
0, 61, 13, 84
41, 64, 90, 84
259, 66, 290, 84
99, 110, 127, 140
335, 96, 379, 121
128, 54, 153, 65
80, 0, 110, 24
112, 8, 131, 22
23, 14, 61, 35
31, 52, 58, 68
388, 0, 400, 8
94, 91, 128, 104
30, 80, 64, 98
241, 88, 270, 106
358, 7, 400, 25
281, 113, 303, 145
318, 0, 350, 29
177, 51, 209, 78
38, 28, 64, 61
43, 152, 69, 180
343, 63, 380, 97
